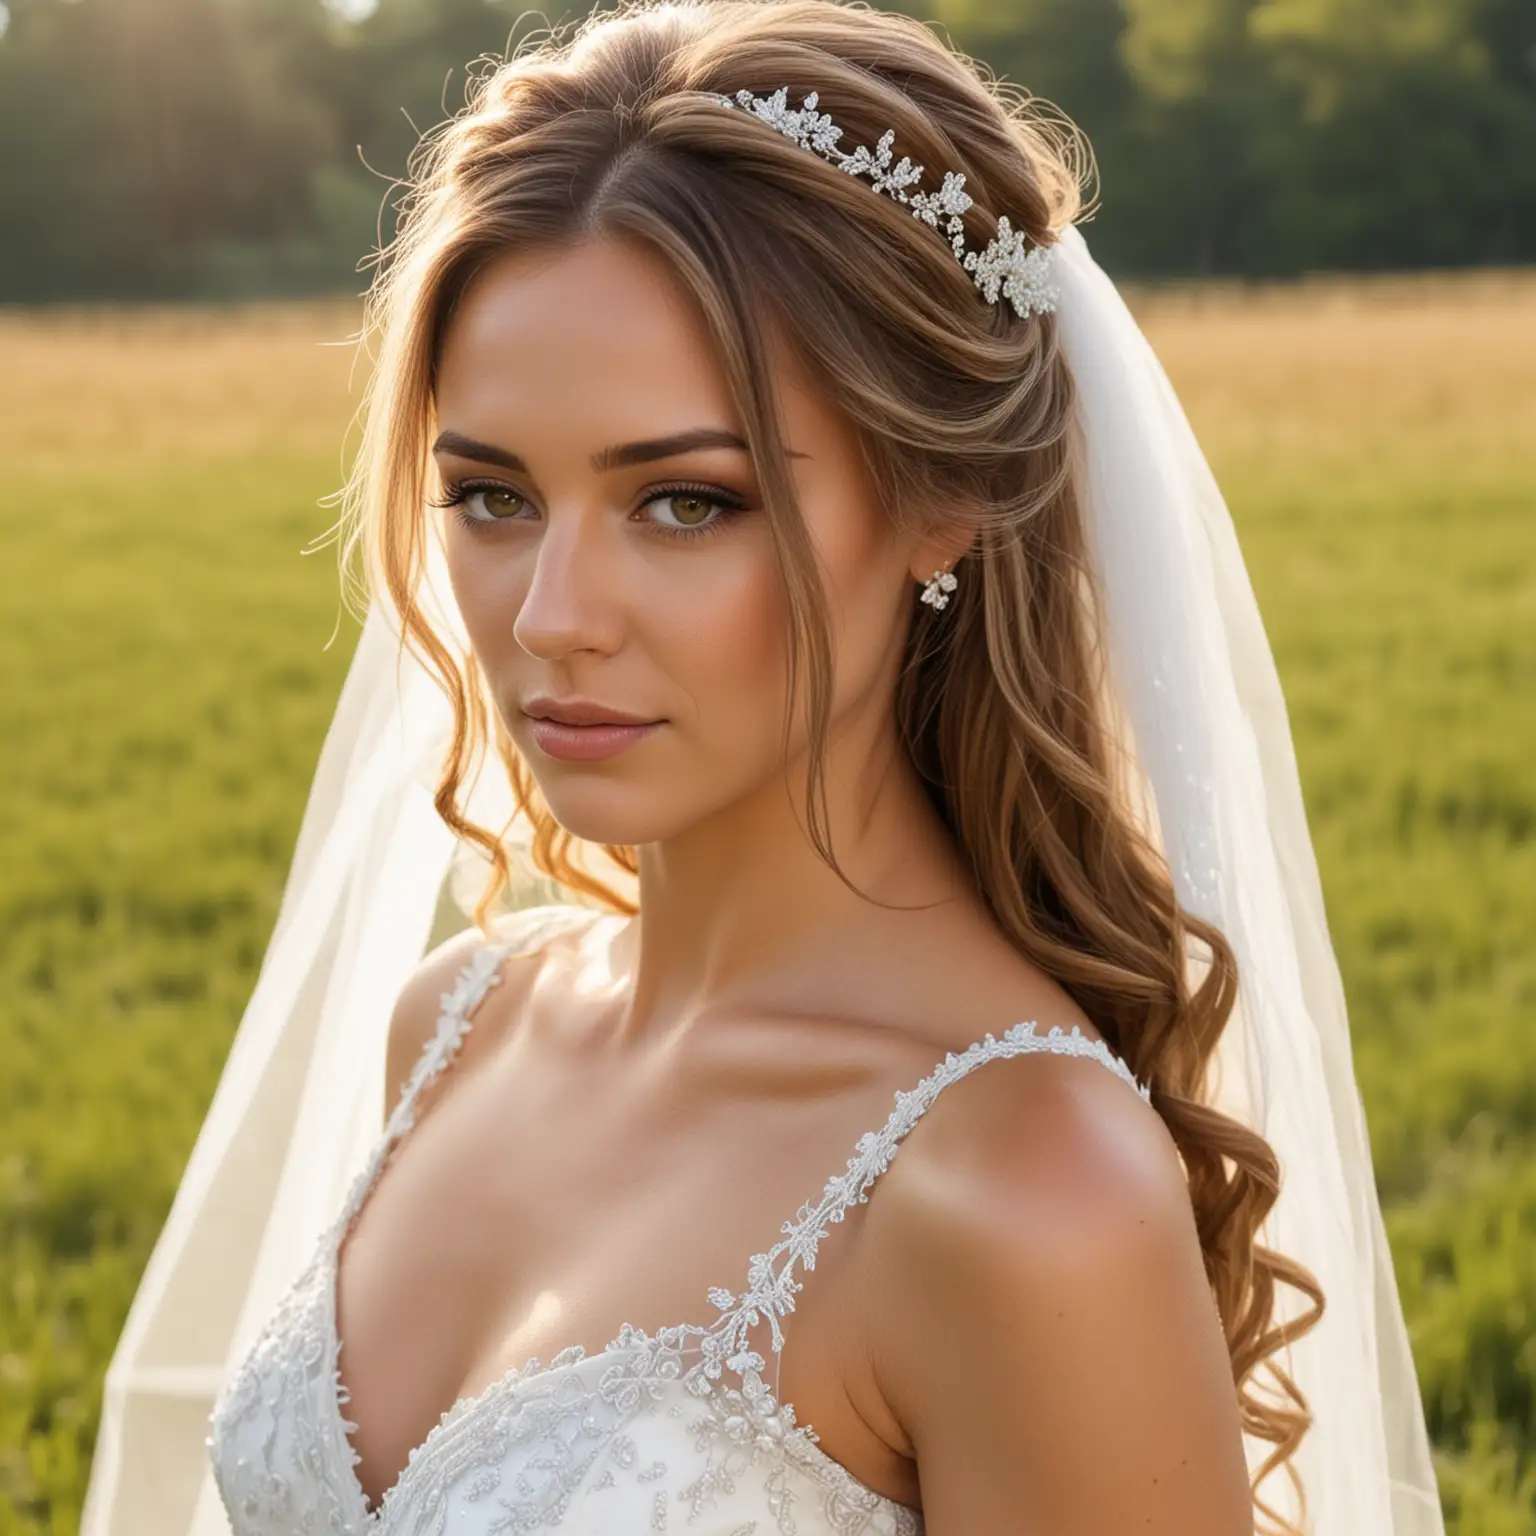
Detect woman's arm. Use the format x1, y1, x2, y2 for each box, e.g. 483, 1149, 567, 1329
870, 1056, 1254, 1535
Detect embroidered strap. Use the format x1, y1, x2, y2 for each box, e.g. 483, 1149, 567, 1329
709, 1021, 1153, 1371
328, 903, 599, 1244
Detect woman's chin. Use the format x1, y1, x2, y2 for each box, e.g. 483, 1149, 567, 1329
532, 786, 691, 851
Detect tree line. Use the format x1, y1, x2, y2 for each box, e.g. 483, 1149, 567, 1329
0, 0, 1532, 302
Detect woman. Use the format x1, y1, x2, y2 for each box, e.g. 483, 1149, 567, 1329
82, 2, 1443, 1534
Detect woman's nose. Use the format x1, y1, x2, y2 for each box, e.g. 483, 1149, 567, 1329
511, 509, 627, 660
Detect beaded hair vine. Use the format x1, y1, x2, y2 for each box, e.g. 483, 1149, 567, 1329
711, 86, 1059, 320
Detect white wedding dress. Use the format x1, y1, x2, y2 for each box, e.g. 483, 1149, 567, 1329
206, 902, 1153, 1536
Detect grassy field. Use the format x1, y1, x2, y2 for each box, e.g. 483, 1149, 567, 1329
1, 271, 1532, 1534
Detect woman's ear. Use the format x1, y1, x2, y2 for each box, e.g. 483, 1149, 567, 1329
907, 523, 977, 587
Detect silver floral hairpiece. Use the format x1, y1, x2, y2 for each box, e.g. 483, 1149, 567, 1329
711, 86, 1059, 320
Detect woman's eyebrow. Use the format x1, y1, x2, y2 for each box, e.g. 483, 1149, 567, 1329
431, 427, 808, 471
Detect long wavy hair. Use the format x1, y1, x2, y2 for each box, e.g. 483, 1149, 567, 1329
331, 1, 1325, 1528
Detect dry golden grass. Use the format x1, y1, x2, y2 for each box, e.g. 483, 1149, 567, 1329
1128, 269, 1536, 486
0, 300, 368, 473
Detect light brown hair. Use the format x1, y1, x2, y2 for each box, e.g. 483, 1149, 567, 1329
333, 2, 1325, 1527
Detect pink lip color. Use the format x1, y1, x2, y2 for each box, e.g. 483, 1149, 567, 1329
526, 717, 662, 761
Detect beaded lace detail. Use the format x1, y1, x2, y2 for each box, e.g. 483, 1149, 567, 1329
208, 904, 1151, 1535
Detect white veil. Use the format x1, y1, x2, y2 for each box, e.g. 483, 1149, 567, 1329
1052, 224, 1442, 1532
80, 222, 1442, 1536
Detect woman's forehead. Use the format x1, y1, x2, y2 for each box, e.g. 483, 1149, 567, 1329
436, 236, 840, 468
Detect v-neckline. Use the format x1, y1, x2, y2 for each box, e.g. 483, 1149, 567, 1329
324, 1223, 693, 1524
320, 933, 929, 1527
321, 1225, 919, 1528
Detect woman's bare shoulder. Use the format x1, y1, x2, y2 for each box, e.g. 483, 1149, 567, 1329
866, 1039, 1180, 1283
858, 1052, 1249, 1532
382, 902, 604, 1104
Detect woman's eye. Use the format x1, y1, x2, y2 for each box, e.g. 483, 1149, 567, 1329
646, 491, 723, 531
640, 487, 751, 539
429, 480, 530, 524
464, 486, 526, 520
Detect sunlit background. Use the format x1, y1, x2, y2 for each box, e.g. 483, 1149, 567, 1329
1, 2, 1532, 1533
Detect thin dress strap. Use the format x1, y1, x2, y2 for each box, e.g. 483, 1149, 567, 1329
740, 1020, 1153, 1401
324, 903, 599, 1248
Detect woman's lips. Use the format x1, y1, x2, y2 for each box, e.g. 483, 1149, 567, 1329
525, 716, 663, 762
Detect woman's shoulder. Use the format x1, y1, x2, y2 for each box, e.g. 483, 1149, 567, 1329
382, 901, 604, 1105
856, 1020, 1191, 1390
888, 1035, 1179, 1241
867, 1022, 1178, 1267
856, 1043, 1240, 1526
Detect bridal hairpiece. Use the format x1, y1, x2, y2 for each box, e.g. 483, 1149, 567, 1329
711, 87, 1059, 320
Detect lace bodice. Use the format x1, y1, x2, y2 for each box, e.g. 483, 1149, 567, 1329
207, 903, 1152, 1535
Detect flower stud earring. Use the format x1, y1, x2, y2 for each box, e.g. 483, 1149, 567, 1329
919, 567, 958, 611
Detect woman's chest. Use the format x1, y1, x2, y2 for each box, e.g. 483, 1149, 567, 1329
333, 1034, 912, 1515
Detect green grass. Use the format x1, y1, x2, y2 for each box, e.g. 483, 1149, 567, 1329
1, 275, 1533, 1534
0, 303, 368, 1533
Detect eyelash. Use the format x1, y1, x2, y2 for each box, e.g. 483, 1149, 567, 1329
429, 478, 751, 542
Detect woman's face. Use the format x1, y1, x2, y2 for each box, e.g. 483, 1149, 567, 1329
434, 234, 942, 849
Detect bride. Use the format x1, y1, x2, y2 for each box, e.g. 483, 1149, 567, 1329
83, 2, 1443, 1534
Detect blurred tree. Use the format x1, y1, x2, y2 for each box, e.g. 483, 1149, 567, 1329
1249, 0, 1536, 267
332, 0, 580, 178
0, 0, 1530, 298
0, 0, 339, 298
1115, 0, 1278, 271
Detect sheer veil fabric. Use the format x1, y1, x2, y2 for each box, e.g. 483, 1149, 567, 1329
81, 224, 1442, 1536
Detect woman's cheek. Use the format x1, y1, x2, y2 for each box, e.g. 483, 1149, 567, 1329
668, 548, 792, 758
